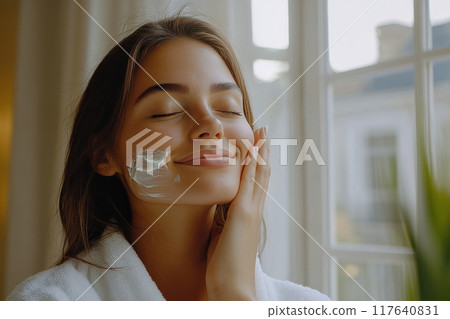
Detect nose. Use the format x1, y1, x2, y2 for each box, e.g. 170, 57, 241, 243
189, 112, 224, 139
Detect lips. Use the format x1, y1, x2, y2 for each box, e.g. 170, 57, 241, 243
174, 149, 236, 167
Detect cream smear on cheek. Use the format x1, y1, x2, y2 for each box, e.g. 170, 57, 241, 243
128, 149, 180, 198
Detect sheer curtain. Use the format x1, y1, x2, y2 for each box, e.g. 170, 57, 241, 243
4, 0, 181, 296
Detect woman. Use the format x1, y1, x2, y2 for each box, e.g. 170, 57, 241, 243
7, 15, 329, 301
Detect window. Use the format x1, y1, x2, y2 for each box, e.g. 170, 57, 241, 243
251, 0, 290, 84
251, 0, 289, 50
228, 0, 302, 281
321, 0, 450, 300
225, 0, 449, 300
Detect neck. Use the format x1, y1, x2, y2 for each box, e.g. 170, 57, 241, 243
129, 202, 216, 301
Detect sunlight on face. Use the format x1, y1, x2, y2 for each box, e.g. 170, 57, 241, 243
117, 38, 254, 206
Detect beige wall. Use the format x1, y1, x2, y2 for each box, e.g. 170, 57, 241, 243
0, 0, 19, 300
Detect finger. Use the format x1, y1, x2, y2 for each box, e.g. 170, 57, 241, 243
234, 145, 258, 202
254, 126, 270, 189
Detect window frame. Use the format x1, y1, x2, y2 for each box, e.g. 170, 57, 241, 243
300, 0, 450, 300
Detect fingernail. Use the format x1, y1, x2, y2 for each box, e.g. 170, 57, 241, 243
264, 125, 268, 137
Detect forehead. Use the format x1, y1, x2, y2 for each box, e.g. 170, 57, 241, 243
133, 38, 235, 89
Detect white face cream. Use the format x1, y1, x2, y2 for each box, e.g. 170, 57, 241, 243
128, 149, 180, 198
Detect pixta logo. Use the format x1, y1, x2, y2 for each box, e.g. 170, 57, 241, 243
126, 129, 325, 177
126, 128, 172, 175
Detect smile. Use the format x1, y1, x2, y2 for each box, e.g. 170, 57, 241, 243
174, 149, 237, 167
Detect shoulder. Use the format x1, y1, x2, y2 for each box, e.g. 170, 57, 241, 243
255, 259, 330, 301
6, 230, 164, 301
6, 260, 100, 301
6, 230, 120, 301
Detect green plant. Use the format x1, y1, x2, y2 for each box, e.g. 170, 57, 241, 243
404, 155, 450, 300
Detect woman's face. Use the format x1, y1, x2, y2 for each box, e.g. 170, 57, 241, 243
115, 38, 254, 206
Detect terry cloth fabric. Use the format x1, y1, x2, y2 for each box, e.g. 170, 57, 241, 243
7, 230, 330, 301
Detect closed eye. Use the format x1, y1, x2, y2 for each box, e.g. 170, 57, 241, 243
151, 112, 183, 118
216, 110, 243, 116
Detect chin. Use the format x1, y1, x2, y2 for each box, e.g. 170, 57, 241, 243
189, 173, 240, 205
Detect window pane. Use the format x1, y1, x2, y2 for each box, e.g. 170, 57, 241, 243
336, 260, 414, 300
251, 0, 289, 49
430, 0, 450, 50
327, 0, 414, 72
432, 58, 450, 189
331, 68, 416, 247
253, 59, 289, 83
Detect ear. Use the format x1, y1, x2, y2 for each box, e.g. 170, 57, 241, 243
94, 152, 119, 177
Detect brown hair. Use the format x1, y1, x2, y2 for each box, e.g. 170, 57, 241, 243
58, 16, 254, 264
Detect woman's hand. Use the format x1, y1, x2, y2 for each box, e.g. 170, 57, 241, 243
205, 126, 270, 300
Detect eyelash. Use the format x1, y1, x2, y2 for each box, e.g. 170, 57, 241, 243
151, 110, 243, 118
218, 110, 243, 116
151, 112, 182, 118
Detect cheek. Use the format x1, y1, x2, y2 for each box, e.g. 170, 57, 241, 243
225, 120, 254, 158
115, 124, 187, 200
117, 122, 184, 168
114, 117, 254, 205
127, 166, 181, 201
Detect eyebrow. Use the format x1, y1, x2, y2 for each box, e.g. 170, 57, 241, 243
210, 82, 241, 94
135, 83, 189, 103
135, 82, 241, 103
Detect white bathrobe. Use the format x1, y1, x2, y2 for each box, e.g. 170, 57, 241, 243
7, 229, 330, 301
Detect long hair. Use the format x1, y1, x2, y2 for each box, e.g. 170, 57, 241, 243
58, 16, 254, 264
